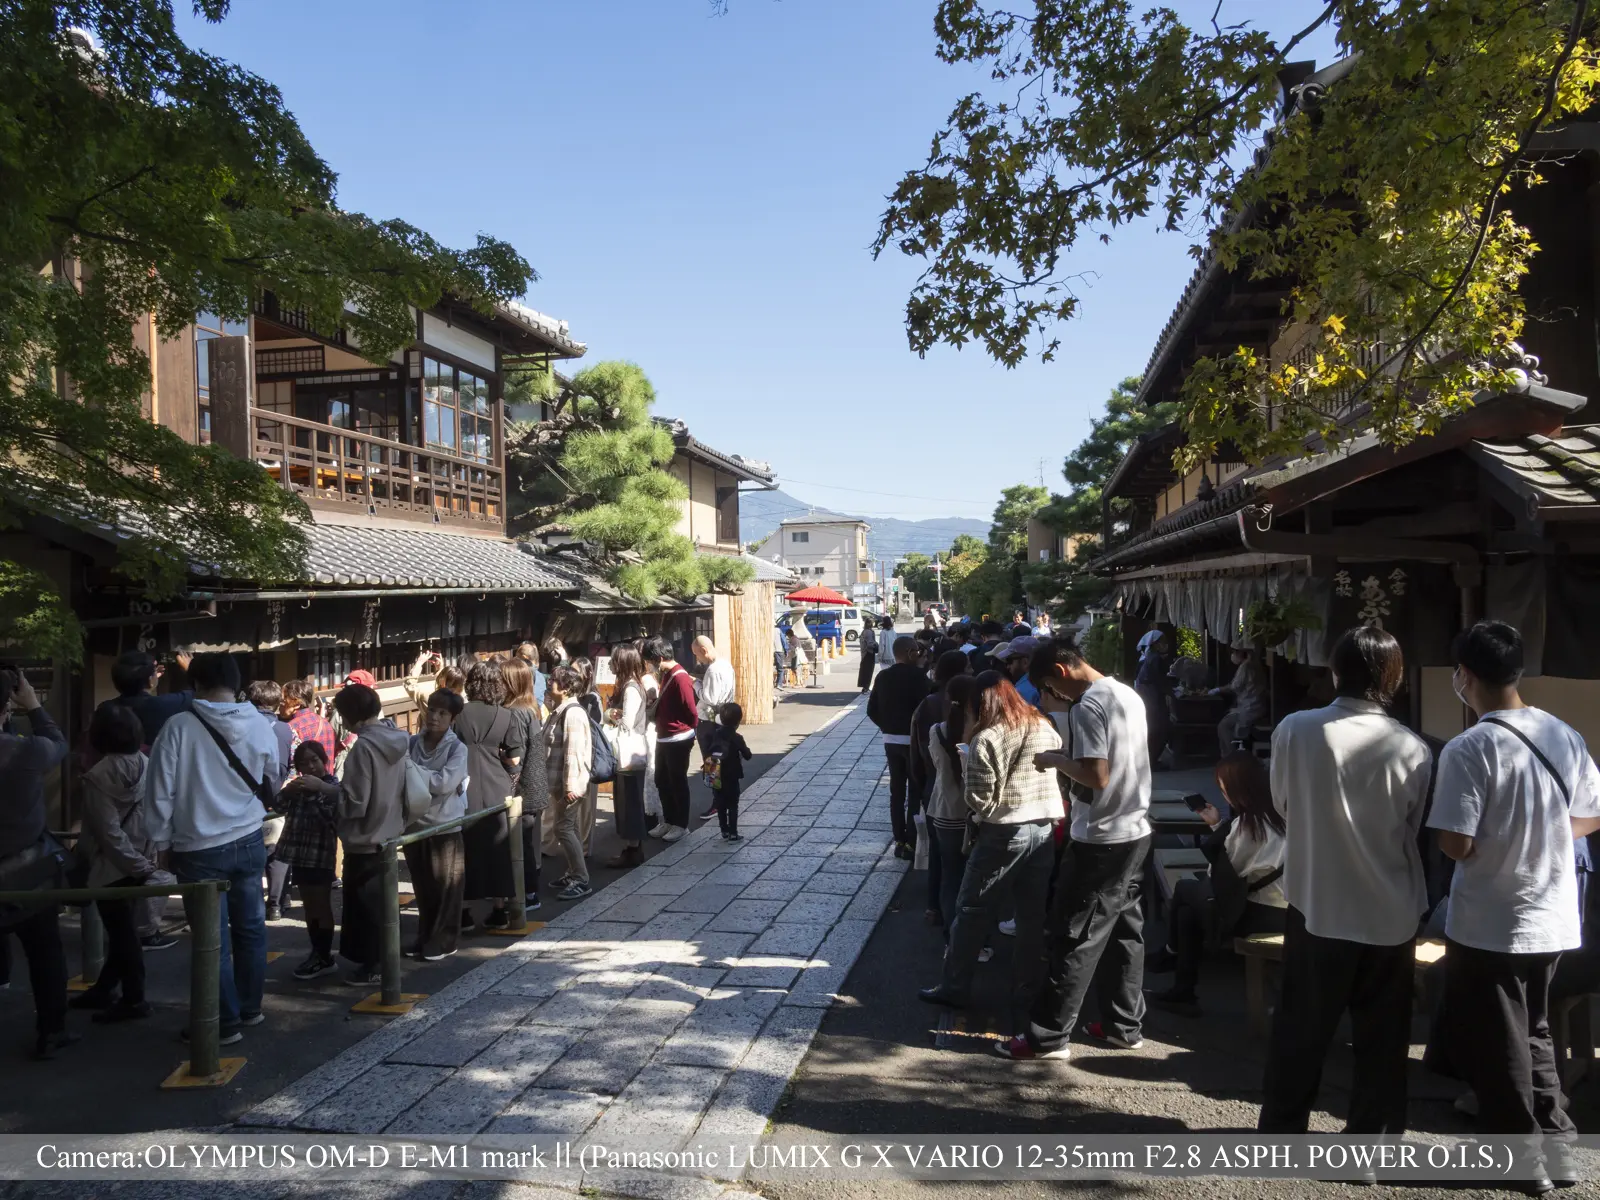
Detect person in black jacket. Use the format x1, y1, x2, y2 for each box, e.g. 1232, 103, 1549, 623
867, 635, 931, 859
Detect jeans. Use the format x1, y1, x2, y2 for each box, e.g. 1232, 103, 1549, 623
941, 820, 1055, 1006
884, 743, 913, 845
1030, 835, 1151, 1049
931, 822, 969, 932
171, 828, 267, 1028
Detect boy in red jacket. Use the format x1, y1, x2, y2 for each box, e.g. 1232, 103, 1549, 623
644, 636, 698, 842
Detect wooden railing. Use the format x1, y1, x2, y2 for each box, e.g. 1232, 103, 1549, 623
252, 410, 504, 529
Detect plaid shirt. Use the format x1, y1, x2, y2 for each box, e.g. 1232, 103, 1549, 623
288, 708, 337, 768
271, 772, 339, 871
964, 718, 1065, 824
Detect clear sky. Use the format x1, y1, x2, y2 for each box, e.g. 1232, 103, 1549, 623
179, 1, 1338, 522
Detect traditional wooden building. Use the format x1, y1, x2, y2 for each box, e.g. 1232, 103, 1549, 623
1094, 61, 1600, 747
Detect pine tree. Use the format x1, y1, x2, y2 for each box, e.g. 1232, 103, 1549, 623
507, 362, 754, 603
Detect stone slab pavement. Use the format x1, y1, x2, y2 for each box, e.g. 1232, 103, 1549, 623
224, 701, 903, 1198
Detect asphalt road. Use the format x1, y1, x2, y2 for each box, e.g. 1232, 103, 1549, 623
763, 862, 1600, 1200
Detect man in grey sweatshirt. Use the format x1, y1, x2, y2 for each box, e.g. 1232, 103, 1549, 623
143, 653, 277, 1041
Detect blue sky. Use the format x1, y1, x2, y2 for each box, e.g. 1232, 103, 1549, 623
181, 1, 1338, 522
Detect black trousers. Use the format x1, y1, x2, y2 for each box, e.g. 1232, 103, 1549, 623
1258, 906, 1415, 1134
656, 737, 695, 830
884, 743, 913, 845
1441, 939, 1576, 1137
715, 782, 741, 838
91, 881, 146, 1006
857, 652, 876, 689
338, 851, 385, 969
1167, 880, 1285, 995
404, 832, 464, 958
8, 907, 67, 1036
1029, 835, 1151, 1048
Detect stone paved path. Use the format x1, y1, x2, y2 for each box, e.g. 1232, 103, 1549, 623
239, 701, 900, 1196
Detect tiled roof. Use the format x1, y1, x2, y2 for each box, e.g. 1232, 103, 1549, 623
297, 524, 576, 592
746, 553, 795, 584
1466, 425, 1600, 517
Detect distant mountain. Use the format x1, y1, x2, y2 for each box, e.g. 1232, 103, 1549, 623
740, 488, 989, 564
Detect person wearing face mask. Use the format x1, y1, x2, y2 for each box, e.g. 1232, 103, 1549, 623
1427, 622, 1600, 1182
1256, 625, 1432, 1137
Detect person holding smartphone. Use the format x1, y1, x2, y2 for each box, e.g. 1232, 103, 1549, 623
1147, 753, 1287, 1014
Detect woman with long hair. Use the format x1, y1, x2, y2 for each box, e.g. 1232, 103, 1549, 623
499, 657, 548, 911
909, 650, 972, 924
1147, 751, 1287, 1014
568, 656, 602, 855
925, 674, 978, 933
606, 643, 650, 868
454, 661, 528, 931
919, 670, 1063, 1013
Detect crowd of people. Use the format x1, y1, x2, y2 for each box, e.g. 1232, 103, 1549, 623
0, 631, 750, 1057
871, 611, 1599, 1180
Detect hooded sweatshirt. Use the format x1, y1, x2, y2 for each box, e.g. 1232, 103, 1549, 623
80, 752, 156, 886
143, 699, 278, 854
408, 728, 468, 828
337, 722, 413, 852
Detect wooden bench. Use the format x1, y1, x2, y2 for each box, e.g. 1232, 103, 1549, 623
1231, 933, 1447, 1038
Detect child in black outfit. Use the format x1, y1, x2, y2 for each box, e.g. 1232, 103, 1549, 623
707, 702, 753, 841
274, 741, 342, 980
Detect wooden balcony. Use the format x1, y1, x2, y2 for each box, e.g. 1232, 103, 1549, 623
252, 410, 504, 530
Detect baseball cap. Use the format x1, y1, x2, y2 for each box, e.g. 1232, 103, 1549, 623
993, 636, 1040, 661
345, 669, 377, 688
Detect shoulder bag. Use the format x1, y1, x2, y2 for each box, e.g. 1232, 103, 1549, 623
191, 710, 275, 811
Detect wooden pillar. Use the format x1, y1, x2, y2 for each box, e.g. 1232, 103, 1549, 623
729, 582, 775, 724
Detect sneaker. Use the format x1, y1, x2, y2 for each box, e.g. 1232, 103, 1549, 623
524, 893, 543, 912
421, 948, 458, 962
140, 933, 180, 951
293, 954, 338, 981
723, 833, 744, 843
997, 918, 1017, 937
699, 806, 718, 821
236, 1010, 265, 1027
977, 946, 994, 963
460, 908, 478, 932
1082, 1021, 1143, 1049
557, 880, 594, 901
93, 1000, 152, 1023
993, 1035, 1070, 1061
661, 826, 686, 843
179, 1026, 243, 1046
345, 968, 382, 987
647, 822, 670, 839
483, 908, 511, 930
33, 1030, 84, 1060
893, 843, 912, 860
264, 902, 281, 922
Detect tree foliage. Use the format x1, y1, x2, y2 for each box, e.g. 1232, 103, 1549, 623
894, 551, 939, 602
506, 362, 754, 603
876, 1, 1600, 467
2, 0, 534, 658
1038, 377, 1178, 543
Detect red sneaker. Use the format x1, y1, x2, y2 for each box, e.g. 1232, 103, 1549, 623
993, 1035, 1070, 1061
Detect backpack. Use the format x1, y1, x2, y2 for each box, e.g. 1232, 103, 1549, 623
401, 757, 434, 829
589, 710, 617, 784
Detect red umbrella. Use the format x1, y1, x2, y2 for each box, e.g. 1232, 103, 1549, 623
785, 585, 850, 605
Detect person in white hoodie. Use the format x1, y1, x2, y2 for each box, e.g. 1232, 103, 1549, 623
405, 689, 469, 961
142, 652, 278, 1042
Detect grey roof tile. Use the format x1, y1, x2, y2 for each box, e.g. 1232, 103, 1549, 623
299, 524, 576, 593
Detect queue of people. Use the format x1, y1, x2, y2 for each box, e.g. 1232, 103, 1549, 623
893, 611, 1600, 1177
0, 631, 750, 1057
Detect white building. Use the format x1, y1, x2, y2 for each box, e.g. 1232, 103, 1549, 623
751, 514, 871, 595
